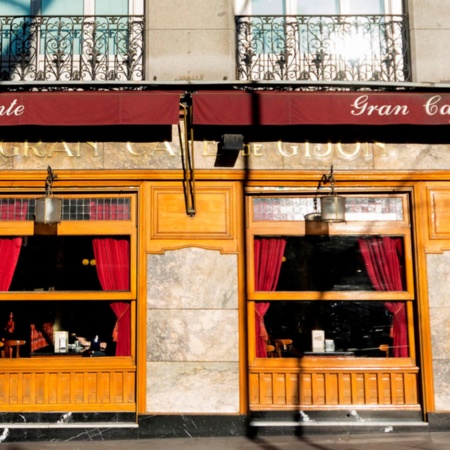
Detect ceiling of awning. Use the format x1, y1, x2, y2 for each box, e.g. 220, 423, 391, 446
0, 91, 181, 126
192, 91, 450, 126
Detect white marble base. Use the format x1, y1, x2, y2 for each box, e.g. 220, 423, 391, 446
146, 362, 239, 413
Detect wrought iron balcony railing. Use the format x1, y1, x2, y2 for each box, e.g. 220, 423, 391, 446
236, 15, 410, 83
0, 15, 144, 82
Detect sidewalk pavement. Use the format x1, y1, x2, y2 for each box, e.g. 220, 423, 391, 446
2, 432, 450, 449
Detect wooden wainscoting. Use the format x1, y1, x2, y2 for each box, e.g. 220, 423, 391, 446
249, 357, 420, 411
0, 358, 136, 412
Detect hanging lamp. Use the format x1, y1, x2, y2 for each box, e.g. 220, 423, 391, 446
35, 166, 62, 224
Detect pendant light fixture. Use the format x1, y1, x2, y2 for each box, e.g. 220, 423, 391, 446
35, 166, 62, 224
319, 165, 346, 223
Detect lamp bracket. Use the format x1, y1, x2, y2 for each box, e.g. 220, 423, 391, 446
317, 164, 336, 195
45, 166, 56, 197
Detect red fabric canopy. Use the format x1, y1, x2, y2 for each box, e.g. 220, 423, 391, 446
0, 91, 181, 126
193, 91, 450, 126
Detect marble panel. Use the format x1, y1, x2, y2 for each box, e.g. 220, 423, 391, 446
147, 309, 238, 362
192, 141, 450, 172
194, 141, 378, 171
103, 140, 182, 170
375, 144, 450, 171
427, 253, 450, 308
11, 141, 105, 170
146, 362, 239, 413
147, 248, 238, 310
433, 359, 450, 411
430, 307, 450, 360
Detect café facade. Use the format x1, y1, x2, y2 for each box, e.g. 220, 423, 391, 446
2, 85, 450, 439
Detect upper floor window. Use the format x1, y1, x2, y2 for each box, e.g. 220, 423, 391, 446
235, 0, 410, 82
0, 0, 142, 16
236, 0, 402, 15
0, 0, 144, 81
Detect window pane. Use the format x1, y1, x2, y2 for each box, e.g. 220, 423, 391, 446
0, 300, 119, 357
42, 0, 84, 15
295, 0, 339, 14
252, 0, 285, 14
95, 0, 128, 15
255, 235, 406, 291
263, 300, 408, 357
0, 0, 31, 15
9, 235, 130, 291
343, 0, 384, 14
252, 197, 404, 222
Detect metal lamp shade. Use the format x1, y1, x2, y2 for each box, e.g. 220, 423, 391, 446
320, 195, 346, 223
35, 196, 62, 224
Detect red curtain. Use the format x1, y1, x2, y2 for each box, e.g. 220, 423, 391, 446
0, 237, 22, 290
92, 238, 131, 356
358, 236, 408, 357
254, 237, 287, 357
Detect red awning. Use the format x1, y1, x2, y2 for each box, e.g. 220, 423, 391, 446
0, 91, 181, 126
193, 91, 450, 126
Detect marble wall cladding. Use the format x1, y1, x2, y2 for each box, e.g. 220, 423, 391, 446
194, 141, 450, 171
146, 248, 240, 413
147, 248, 238, 310
432, 360, 450, 411
147, 310, 238, 361
5, 128, 450, 172
146, 362, 239, 413
427, 253, 450, 308
427, 253, 450, 411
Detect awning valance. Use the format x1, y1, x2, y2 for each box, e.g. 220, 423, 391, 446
0, 91, 181, 126
192, 91, 450, 126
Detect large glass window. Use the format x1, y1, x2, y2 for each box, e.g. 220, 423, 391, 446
248, 193, 414, 360
0, 194, 136, 358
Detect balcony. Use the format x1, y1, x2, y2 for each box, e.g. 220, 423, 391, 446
0, 15, 144, 82
236, 15, 410, 83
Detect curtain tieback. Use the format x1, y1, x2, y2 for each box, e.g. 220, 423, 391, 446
112, 304, 130, 342
256, 311, 269, 341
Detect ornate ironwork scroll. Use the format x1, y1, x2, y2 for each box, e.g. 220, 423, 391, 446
236, 15, 410, 82
0, 15, 144, 81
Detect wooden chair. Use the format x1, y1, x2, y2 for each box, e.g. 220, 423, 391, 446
3, 340, 26, 358
266, 344, 275, 357
273, 339, 293, 357
379, 344, 390, 357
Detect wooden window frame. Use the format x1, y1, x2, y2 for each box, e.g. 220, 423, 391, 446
246, 192, 416, 363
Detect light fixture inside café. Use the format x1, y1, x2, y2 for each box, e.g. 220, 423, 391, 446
35, 165, 62, 225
